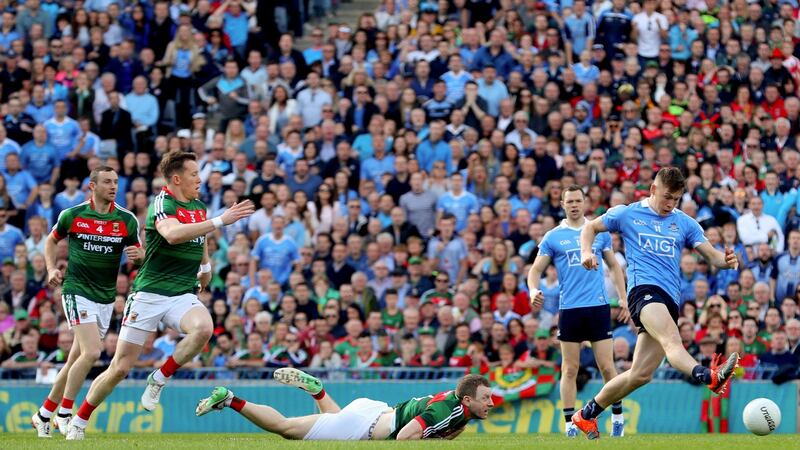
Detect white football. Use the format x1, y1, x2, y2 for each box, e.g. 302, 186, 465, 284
743, 398, 781, 436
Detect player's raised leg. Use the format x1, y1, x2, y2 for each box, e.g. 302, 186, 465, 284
640, 303, 739, 393
591, 338, 624, 436
574, 332, 664, 439
274, 367, 340, 413
142, 306, 213, 411
638, 303, 739, 393
66, 336, 147, 440
195, 387, 321, 439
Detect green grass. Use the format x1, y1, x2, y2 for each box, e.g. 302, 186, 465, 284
4, 432, 794, 450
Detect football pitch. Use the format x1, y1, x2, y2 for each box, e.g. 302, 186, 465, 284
3, 433, 795, 449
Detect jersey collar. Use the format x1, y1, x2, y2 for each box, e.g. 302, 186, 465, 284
90, 197, 115, 213
162, 186, 176, 197
461, 401, 471, 419
559, 217, 587, 230
640, 197, 674, 216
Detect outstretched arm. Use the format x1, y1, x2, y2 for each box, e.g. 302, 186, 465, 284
156, 201, 254, 245
695, 242, 739, 270
580, 217, 608, 270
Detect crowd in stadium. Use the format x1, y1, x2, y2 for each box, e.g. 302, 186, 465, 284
0, 0, 799, 383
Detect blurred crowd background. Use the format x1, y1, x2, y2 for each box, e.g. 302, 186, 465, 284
0, 0, 799, 383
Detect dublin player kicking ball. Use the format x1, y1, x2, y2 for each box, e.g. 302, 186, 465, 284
195, 369, 493, 440
572, 168, 740, 440
32, 167, 143, 438
65, 152, 254, 440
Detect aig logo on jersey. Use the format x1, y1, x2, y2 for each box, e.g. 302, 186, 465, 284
566, 249, 582, 267
639, 233, 676, 257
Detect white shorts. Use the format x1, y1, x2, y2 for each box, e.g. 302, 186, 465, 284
119, 292, 203, 345
304, 398, 391, 441
62, 294, 114, 338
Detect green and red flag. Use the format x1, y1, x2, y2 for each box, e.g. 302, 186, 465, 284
475, 366, 559, 406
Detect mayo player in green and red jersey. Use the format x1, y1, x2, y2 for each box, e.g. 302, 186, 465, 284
195, 368, 493, 441
66, 152, 254, 440
32, 166, 144, 438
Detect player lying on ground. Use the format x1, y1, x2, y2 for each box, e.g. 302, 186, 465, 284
527, 185, 629, 437
65, 152, 254, 440
572, 167, 740, 439
195, 368, 493, 440
32, 168, 143, 438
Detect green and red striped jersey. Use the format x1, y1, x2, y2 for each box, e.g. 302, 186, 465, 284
388, 390, 471, 439
132, 187, 207, 296
53, 200, 140, 304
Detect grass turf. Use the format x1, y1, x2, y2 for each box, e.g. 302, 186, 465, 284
4, 432, 793, 449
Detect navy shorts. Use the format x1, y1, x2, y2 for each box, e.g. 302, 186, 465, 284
628, 284, 680, 334
557, 304, 612, 343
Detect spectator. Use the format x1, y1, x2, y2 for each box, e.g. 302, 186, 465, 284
1, 332, 44, 369
250, 215, 300, 287
759, 330, 799, 369
230, 332, 268, 368
737, 196, 784, 253
309, 339, 343, 369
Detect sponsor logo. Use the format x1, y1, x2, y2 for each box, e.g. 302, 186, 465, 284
566, 249, 582, 267
638, 233, 676, 257
83, 242, 114, 254
644, 294, 653, 301
76, 234, 124, 244
760, 406, 776, 431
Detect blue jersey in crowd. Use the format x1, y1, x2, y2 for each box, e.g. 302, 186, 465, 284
0, 223, 24, 261
601, 199, 708, 304
538, 220, 612, 309
20, 141, 58, 184
44, 118, 81, 160
436, 191, 480, 232
772, 252, 800, 304
251, 232, 300, 286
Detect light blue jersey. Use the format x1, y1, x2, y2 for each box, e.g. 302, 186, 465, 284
44, 118, 81, 160
601, 199, 708, 304
251, 233, 300, 285
538, 220, 612, 309
436, 191, 480, 232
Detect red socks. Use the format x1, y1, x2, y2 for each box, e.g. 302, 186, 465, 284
42, 398, 58, 413
312, 389, 327, 400
230, 397, 246, 412
77, 400, 97, 420
159, 356, 181, 378
61, 398, 75, 410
